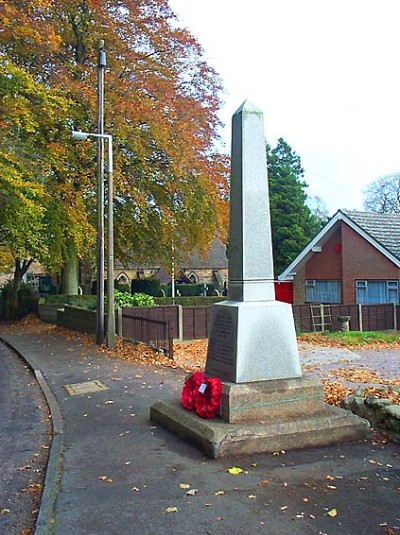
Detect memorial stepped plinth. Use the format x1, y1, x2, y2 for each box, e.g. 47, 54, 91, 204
150, 376, 370, 458
150, 100, 370, 457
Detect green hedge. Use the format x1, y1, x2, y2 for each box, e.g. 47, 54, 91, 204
131, 278, 161, 297
160, 283, 217, 297
176, 283, 215, 296
41, 295, 97, 309
154, 296, 225, 307
41, 293, 225, 309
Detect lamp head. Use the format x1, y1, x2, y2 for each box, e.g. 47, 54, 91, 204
71, 130, 89, 141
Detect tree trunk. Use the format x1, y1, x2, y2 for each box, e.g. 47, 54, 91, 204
5, 282, 19, 320
79, 259, 94, 295
3, 258, 33, 319
62, 246, 79, 295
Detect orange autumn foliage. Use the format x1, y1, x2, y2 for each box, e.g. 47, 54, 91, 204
0, 0, 229, 272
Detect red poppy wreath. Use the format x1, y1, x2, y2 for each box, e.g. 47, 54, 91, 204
181, 371, 205, 411
181, 372, 222, 419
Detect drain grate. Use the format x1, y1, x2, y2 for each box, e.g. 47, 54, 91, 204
64, 380, 109, 396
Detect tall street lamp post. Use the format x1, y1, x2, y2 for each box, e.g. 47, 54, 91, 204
72, 130, 115, 348
97, 41, 106, 345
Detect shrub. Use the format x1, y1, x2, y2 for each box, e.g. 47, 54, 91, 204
115, 281, 130, 293
131, 278, 161, 297
41, 295, 97, 309
114, 290, 155, 309
174, 283, 216, 297
0, 283, 38, 319
18, 285, 38, 317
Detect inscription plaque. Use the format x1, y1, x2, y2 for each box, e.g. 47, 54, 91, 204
205, 304, 238, 380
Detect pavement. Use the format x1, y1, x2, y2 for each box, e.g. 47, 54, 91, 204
0, 326, 399, 535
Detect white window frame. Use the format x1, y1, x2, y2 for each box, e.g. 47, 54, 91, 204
305, 280, 341, 304
356, 280, 399, 305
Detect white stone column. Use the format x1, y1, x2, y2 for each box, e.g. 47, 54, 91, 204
228, 101, 275, 302
205, 101, 301, 383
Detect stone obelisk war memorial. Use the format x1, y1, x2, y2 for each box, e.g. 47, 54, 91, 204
151, 101, 369, 458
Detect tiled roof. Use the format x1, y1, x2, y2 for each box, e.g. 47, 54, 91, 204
116, 239, 227, 270
279, 209, 400, 280
341, 210, 400, 260
182, 238, 227, 269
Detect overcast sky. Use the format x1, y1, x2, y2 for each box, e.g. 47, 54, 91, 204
169, 0, 400, 215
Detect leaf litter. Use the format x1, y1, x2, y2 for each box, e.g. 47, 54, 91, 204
6, 316, 399, 408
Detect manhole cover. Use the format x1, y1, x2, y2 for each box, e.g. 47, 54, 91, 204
64, 380, 109, 396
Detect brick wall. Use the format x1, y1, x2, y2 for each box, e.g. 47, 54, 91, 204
293, 265, 306, 305
341, 223, 400, 303
305, 227, 342, 280
293, 221, 400, 305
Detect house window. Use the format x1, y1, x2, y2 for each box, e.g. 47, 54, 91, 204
356, 280, 398, 304
305, 280, 341, 303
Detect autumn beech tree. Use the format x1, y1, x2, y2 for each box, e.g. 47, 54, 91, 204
0, 58, 90, 315
0, 0, 229, 294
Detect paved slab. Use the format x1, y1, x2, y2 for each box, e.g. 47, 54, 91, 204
1, 328, 399, 535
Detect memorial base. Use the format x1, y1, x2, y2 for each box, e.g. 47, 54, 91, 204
150, 377, 370, 458
205, 300, 301, 383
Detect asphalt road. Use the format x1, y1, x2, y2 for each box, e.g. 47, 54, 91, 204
0, 340, 51, 534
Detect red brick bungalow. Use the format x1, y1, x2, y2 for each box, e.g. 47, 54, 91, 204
278, 210, 400, 306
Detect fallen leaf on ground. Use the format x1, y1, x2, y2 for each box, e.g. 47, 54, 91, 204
327, 508, 337, 517
98, 476, 113, 483
164, 507, 180, 513
228, 466, 244, 475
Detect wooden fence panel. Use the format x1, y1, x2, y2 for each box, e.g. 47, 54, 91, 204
292, 305, 312, 333
121, 303, 397, 344
296, 303, 397, 333
182, 306, 212, 340
121, 310, 173, 358
361, 304, 394, 331
122, 306, 180, 338
330, 304, 360, 331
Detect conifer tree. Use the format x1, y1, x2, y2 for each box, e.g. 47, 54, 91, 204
267, 138, 322, 275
